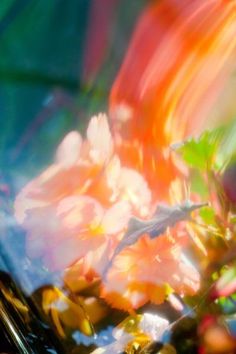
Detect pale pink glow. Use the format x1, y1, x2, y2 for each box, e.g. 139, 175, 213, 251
102, 201, 131, 234
23, 195, 131, 271
56, 131, 82, 168
102, 233, 200, 310
86, 113, 114, 165
56, 195, 103, 231
15, 114, 115, 225
116, 168, 152, 217
14, 112, 200, 309
14, 114, 152, 273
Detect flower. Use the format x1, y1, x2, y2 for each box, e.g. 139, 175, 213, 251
14, 114, 151, 271
15, 114, 114, 214
101, 232, 200, 311
14, 113, 200, 310
110, 0, 236, 147
24, 196, 131, 271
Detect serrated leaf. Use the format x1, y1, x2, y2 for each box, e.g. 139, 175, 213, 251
176, 121, 236, 173
190, 171, 209, 197
103, 201, 206, 277
178, 131, 219, 170
199, 207, 215, 224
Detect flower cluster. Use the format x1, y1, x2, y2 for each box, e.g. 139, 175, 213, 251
14, 113, 199, 310
15, 114, 151, 271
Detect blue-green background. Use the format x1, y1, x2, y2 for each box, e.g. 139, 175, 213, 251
0, 0, 145, 184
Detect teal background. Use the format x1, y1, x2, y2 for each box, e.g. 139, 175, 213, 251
0, 0, 145, 184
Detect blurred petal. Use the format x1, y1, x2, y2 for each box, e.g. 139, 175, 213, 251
102, 234, 200, 310
45, 235, 103, 271
14, 164, 60, 223
57, 195, 104, 232
118, 167, 151, 217
113, 140, 178, 200
87, 155, 121, 205
56, 131, 82, 168
14, 163, 100, 224
87, 113, 113, 164
102, 201, 131, 234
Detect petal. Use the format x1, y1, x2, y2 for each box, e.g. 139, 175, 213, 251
14, 163, 96, 225
56, 131, 82, 168
104, 155, 121, 201
87, 155, 121, 205
45, 237, 92, 271
101, 284, 148, 311
102, 201, 131, 234
118, 167, 151, 217
57, 195, 104, 231
82, 239, 114, 277
14, 164, 61, 223
45, 230, 106, 271
86, 113, 113, 164
101, 234, 200, 310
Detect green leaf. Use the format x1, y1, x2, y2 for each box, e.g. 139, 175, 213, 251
190, 170, 209, 197
178, 131, 219, 171
199, 206, 215, 224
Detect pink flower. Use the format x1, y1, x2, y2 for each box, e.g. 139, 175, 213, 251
14, 114, 151, 271
14, 113, 200, 310
101, 233, 200, 311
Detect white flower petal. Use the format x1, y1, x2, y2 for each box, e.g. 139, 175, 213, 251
102, 201, 131, 234
56, 131, 82, 168
87, 113, 113, 164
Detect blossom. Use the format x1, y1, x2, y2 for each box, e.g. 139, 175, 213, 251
15, 114, 151, 221
14, 114, 151, 271
110, 0, 236, 147
15, 114, 114, 221
101, 233, 200, 311
14, 113, 200, 311
24, 196, 131, 271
